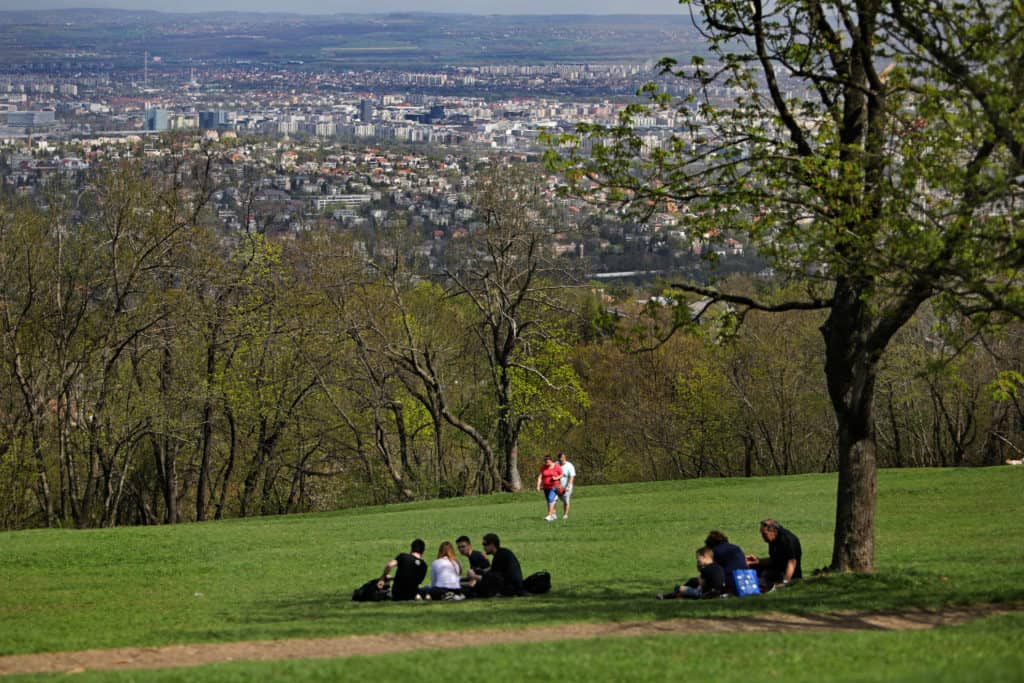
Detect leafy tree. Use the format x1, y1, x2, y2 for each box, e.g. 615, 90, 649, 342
299, 224, 468, 501
220, 234, 320, 517
720, 287, 835, 476
874, 314, 1024, 469
551, 0, 1024, 570
444, 163, 588, 491
568, 331, 710, 482
0, 200, 59, 526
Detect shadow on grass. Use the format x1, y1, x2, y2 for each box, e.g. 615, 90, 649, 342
206, 571, 1024, 643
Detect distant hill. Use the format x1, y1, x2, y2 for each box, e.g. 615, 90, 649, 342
0, 10, 707, 67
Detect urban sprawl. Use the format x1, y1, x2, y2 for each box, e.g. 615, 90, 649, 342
0, 59, 793, 276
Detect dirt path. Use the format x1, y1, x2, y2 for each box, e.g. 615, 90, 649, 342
1, 604, 1018, 677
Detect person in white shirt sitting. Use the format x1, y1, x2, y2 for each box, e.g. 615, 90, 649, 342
424, 540, 465, 601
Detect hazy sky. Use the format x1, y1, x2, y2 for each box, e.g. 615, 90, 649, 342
2, 0, 683, 13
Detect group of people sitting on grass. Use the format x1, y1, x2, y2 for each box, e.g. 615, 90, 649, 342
657, 519, 803, 600
356, 532, 547, 602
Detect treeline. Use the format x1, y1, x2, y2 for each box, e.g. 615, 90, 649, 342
0, 159, 1021, 529
566, 299, 1024, 484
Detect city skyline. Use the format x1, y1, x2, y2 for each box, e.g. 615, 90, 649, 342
0, 0, 683, 14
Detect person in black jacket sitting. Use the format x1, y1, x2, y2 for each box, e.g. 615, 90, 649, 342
458, 536, 489, 585
380, 538, 428, 601
485, 532, 524, 595
704, 530, 747, 594
746, 518, 802, 590
466, 532, 524, 597
658, 546, 727, 599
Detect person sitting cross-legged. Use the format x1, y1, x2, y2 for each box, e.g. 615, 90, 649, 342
380, 538, 428, 601
657, 546, 726, 600
424, 540, 465, 601
464, 533, 524, 597
457, 535, 490, 588
745, 518, 802, 591
704, 530, 747, 595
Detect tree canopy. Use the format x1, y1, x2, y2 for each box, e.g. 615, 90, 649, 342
549, 0, 1024, 571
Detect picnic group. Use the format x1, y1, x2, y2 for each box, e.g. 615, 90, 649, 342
655, 521, 802, 600
352, 532, 553, 603
353, 452, 803, 602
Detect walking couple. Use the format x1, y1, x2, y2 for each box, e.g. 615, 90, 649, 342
536, 453, 576, 521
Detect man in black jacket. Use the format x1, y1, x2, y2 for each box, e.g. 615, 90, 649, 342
481, 532, 524, 596
745, 519, 802, 590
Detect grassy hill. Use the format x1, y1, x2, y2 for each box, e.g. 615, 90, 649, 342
1, 467, 1023, 680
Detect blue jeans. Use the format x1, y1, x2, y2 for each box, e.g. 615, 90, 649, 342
677, 584, 703, 599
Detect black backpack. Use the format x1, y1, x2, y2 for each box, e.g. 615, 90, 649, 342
352, 578, 390, 602
523, 570, 551, 595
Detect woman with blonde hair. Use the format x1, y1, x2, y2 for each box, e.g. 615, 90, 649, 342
427, 540, 465, 600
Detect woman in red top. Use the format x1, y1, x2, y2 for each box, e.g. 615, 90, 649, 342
535, 455, 564, 521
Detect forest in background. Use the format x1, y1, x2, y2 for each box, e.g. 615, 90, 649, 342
1, 154, 1021, 530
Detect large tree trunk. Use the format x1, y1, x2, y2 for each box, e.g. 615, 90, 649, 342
497, 411, 523, 492
822, 272, 932, 572
505, 441, 522, 492
831, 412, 877, 571
822, 290, 879, 573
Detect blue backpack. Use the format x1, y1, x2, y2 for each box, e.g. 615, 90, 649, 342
732, 569, 761, 597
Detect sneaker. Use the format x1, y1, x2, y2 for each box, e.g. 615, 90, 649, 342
452, 593, 466, 601
562, 514, 568, 520
544, 514, 556, 521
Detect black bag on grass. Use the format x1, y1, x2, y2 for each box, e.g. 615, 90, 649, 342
352, 578, 390, 602
524, 570, 551, 595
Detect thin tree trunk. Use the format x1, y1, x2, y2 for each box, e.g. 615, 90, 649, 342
196, 339, 217, 522
497, 369, 523, 492
214, 405, 237, 520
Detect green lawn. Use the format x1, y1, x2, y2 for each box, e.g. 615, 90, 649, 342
12, 613, 1024, 683
1, 467, 1022, 679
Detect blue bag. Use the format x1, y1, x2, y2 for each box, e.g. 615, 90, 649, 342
732, 569, 761, 596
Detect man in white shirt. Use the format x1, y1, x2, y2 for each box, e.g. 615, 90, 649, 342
557, 452, 577, 519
